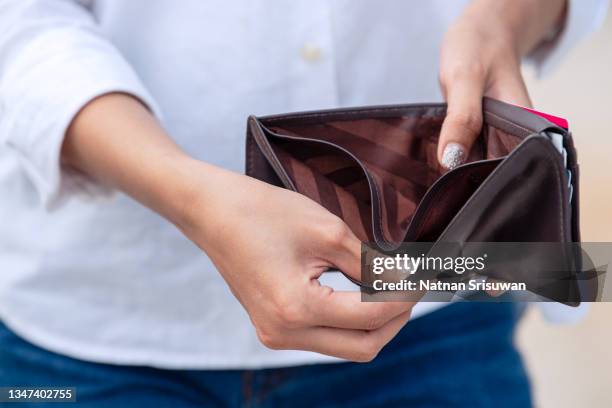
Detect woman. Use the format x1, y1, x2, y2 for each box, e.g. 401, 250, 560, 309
0, 0, 605, 406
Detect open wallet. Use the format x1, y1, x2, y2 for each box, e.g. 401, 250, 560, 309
245, 97, 584, 304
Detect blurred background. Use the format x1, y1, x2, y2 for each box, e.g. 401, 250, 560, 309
518, 8, 612, 408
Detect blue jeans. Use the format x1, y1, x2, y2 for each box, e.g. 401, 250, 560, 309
0, 302, 531, 407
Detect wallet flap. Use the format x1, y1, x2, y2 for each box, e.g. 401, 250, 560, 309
437, 134, 572, 243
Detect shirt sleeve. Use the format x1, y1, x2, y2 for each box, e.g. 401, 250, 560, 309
0, 0, 162, 210
527, 0, 609, 76
538, 301, 590, 324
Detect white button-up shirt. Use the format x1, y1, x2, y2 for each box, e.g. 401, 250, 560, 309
0, 0, 607, 369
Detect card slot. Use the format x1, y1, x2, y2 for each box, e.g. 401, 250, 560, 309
271, 122, 440, 190
259, 117, 521, 250
264, 123, 439, 247
265, 122, 436, 247
264, 126, 426, 248
269, 139, 374, 242
404, 159, 503, 242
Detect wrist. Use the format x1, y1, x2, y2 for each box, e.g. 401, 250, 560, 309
151, 154, 211, 231
459, 5, 523, 57
461, 0, 566, 57
162, 156, 269, 244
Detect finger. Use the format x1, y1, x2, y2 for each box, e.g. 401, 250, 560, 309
321, 223, 363, 283
438, 69, 485, 169
488, 71, 532, 108
289, 310, 411, 362
486, 278, 507, 298
309, 289, 415, 330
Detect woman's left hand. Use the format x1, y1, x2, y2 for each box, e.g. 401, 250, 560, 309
437, 0, 567, 169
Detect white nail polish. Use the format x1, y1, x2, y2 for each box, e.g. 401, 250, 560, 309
441, 143, 466, 170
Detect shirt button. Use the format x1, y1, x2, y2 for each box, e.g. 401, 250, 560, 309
300, 44, 323, 62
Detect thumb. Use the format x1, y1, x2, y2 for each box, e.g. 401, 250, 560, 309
321, 225, 363, 284
438, 77, 485, 169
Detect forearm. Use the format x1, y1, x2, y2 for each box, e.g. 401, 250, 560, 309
461, 0, 567, 56
61, 93, 224, 231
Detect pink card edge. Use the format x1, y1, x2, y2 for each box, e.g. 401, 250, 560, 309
513, 104, 569, 130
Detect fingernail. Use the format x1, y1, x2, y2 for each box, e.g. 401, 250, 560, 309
441, 143, 467, 170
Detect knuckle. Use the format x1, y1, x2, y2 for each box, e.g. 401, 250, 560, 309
256, 327, 285, 350
364, 311, 386, 331
275, 299, 307, 329
447, 110, 482, 134
442, 62, 485, 83
324, 218, 352, 247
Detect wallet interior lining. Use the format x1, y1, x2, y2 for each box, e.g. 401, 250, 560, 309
266, 110, 523, 245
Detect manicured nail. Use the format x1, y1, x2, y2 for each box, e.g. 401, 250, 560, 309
441, 143, 466, 170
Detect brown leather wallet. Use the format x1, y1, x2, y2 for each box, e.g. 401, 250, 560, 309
245, 97, 579, 251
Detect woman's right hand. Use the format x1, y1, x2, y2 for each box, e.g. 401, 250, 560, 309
62, 93, 413, 362
176, 164, 413, 362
